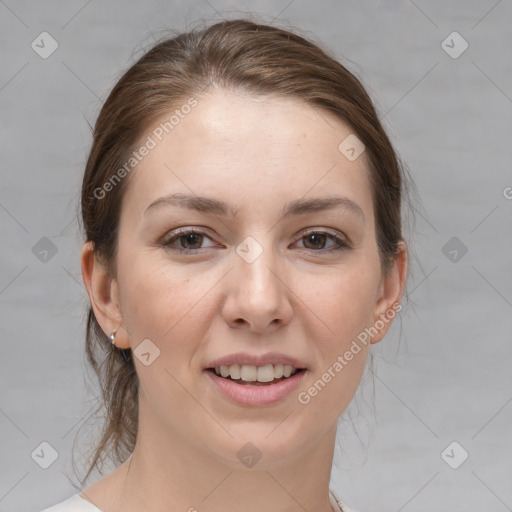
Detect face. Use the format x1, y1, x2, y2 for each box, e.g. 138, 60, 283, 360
86, 88, 405, 468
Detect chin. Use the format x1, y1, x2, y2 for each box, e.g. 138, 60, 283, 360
203, 422, 312, 468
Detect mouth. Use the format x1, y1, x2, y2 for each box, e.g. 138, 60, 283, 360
204, 365, 307, 406
205, 364, 306, 386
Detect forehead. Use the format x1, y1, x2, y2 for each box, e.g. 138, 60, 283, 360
121, 88, 373, 221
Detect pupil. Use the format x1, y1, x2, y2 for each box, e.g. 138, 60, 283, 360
180, 233, 327, 250
183, 233, 202, 249
305, 233, 325, 249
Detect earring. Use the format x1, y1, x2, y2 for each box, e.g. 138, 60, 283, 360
109, 329, 118, 346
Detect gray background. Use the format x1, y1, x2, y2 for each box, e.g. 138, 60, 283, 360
1, 1, 511, 511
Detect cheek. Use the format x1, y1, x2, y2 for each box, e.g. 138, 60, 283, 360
294, 271, 375, 421
117, 250, 218, 352
119, 248, 380, 341
299, 265, 379, 340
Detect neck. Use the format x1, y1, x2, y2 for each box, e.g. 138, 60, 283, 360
106, 399, 338, 512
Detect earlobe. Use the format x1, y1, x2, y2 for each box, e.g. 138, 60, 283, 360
81, 241, 130, 349
370, 241, 408, 345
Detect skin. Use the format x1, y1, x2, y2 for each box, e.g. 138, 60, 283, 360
81, 88, 407, 512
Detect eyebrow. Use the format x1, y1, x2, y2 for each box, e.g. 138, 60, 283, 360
143, 192, 365, 222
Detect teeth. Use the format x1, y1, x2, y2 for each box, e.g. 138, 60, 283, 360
229, 364, 240, 380
214, 364, 299, 382
240, 364, 258, 382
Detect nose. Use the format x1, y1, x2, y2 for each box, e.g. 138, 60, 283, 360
221, 238, 293, 333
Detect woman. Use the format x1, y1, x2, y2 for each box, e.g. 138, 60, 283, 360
42, 18, 409, 512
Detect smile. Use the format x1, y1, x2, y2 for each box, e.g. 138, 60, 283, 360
204, 366, 307, 406
213, 363, 300, 383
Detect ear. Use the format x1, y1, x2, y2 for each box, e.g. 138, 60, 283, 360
369, 240, 408, 345
80, 241, 131, 349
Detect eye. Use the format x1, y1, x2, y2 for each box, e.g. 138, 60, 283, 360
162, 229, 217, 252
161, 228, 350, 254
294, 231, 350, 252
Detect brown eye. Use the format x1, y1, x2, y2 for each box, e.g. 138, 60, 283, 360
296, 231, 350, 252
177, 233, 203, 250
302, 233, 327, 250
162, 230, 216, 252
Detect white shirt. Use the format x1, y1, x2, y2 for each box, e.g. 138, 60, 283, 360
40, 490, 360, 512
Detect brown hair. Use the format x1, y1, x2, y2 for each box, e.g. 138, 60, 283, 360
76, 17, 415, 485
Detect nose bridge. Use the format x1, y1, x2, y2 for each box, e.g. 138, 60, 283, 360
234, 232, 280, 296
223, 230, 293, 330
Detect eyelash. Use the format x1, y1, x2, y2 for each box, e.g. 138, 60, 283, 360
161, 228, 350, 254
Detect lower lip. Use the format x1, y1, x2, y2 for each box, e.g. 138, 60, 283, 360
204, 369, 306, 406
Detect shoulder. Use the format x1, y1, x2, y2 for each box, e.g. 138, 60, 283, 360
44, 490, 359, 512
340, 504, 362, 512
39, 493, 102, 512
329, 488, 361, 512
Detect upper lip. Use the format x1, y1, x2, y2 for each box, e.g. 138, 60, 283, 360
205, 352, 307, 370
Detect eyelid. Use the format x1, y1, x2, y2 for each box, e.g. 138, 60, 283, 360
161, 227, 351, 252
298, 228, 350, 245
161, 227, 218, 249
